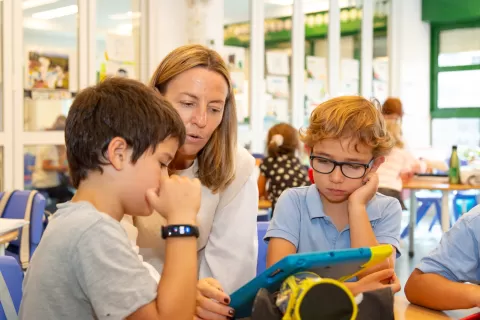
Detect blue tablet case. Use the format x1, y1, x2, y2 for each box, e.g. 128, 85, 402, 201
231, 245, 392, 318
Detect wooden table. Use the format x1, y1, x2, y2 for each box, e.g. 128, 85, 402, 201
394, 295, 479, 319
0, 230, 19, 256
403, 179, 480, 257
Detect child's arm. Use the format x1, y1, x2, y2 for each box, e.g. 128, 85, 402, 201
258, 160, 269, 199
127, 176, 201, 320
264, 190, 300, 267
258, 174, 268, 199
405, 269, 480, 310
267, 238, 296, 267
405, 210, 480, 310
348, 172, 401, 277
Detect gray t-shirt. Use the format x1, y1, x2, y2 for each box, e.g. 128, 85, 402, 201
19, 201, 157, 320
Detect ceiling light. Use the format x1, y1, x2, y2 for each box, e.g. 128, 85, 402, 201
32, 4, 78, 20
109, 11, 141, 20
22, 0, 59, 10
23, 17, 56, 30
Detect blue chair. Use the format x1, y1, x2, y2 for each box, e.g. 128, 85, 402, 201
453, 191, 478, 221
257, 221, 269, 275
0, 191, 46, 268
401, 192, 443, 238
0, 256, 24, 320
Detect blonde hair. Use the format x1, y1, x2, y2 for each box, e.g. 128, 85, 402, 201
300, 96, 394, 157
385, 118, 404, 148
149, 44, 237, 193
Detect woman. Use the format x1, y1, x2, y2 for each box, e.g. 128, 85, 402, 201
126, 44, 258, 319
377, 118, 420, 209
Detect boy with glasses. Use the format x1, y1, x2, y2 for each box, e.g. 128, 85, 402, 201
265, 96, 402, 294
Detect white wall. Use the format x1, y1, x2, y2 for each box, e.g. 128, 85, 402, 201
150, 0, 188, 73
392, 0, 431, 149
150, 0, 225, 80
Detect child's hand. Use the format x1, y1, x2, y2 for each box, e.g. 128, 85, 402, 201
348, 172, 379, 208
194, 278, 235, 320
346, 269, 401, 296
146, 175, 201, 225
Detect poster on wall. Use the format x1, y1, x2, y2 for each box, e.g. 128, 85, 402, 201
222, 46, 248, 123
106, 34, 134, 62
340, 59, 359, 95
266, 98, 289, 123
98, 34, 136, 82
266, 51, 290, 76
223, 46, 246, 73
306, 56, 327, 81
105, 61, 135, 79
26, 51, 69, 90
266, 75, 289, 98
373, 57, 389, 104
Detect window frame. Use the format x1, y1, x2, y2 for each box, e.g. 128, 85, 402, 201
430, 20, 480, 118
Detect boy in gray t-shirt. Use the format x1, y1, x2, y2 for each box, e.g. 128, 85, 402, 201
20, 78, 202, 320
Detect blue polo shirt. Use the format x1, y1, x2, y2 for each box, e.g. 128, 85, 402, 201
264, 184, 402, 257
417, 205, 480, 283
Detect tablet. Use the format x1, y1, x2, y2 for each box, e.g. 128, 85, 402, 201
231, 244, 393, 318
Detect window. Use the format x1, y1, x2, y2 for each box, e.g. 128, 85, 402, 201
431, 22, 480, 118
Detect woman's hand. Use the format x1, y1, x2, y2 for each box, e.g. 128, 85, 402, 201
194, 278, 235, 320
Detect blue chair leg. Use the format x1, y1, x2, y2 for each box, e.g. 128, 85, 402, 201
401, 201, 431, 238
428, 201, 443, 232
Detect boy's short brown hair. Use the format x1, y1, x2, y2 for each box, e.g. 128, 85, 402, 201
300, 96, 394, 157
65, 77, 185, 188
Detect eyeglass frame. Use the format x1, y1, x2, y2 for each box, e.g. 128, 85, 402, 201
309, 153, 375, 179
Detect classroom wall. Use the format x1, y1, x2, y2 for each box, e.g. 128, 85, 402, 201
393, 0, 431, 149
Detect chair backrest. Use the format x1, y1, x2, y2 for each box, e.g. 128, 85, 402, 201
257, 221, 270, 275
0, 256, 23, 320
0, 191, 46, 266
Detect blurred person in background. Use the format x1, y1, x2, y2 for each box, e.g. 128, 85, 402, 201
32, 115, 74, 210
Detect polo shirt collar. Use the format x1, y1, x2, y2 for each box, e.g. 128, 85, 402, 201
305, 184, 382, 221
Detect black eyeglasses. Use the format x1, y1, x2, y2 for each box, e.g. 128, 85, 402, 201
309, 154, 374, 179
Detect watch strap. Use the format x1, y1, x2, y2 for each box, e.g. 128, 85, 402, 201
161, 224, 199, 239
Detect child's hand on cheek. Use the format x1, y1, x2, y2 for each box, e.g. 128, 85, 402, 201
348, 172, 379, 208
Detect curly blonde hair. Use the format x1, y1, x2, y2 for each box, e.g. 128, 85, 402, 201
300, 96, 394, 157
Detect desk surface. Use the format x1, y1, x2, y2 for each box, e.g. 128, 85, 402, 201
0, 230, 19, 245
403, 179, 480, 191
394, 295, 478, 319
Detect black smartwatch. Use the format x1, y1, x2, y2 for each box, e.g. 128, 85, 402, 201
161, 225, 199, 239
